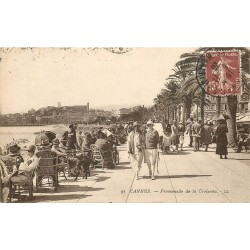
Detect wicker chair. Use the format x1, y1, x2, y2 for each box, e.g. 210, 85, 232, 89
35, 150, 58, 191
9, 169, 35, 202
0, 155, 18, 174
1, 157, 12, 202
90, 144, 114, 169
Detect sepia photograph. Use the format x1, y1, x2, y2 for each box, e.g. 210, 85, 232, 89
1, 47, 250, 203
1, 2, 250, 250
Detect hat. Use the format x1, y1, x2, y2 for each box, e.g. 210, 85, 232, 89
8, 143, 21, 154
41, 139, 50, 146
146, 120, 154, 125
133, 122, 140, 127
27, 145, 36, 153
52, 138, 60, 145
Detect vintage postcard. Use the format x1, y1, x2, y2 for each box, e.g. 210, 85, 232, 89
1, 47, 250, 203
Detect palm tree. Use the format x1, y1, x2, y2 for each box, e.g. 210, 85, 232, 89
169, 52, 210, 124
153, 80, 181, 123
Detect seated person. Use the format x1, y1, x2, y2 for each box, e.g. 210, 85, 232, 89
0, 158, 11, 202
107, 134, 118, 161
107, 134, 117, 151
82, 133, 92, 151
51, 138, 67, 157
236, 132, 249, 153
11, 145, 39, 184
90, 131, 97, 144
95, 132, 110, 151
6, 143, 24, 171
95, 132, 114, 165
36, 141, 58, 186
51, 138, 67, 171
36, 139, 51, 151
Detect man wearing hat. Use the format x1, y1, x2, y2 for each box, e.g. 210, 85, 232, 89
144, 120, 160, 180
7, 142, 24, 169
51, 138, 68, 178
52, 139, 65, 155
191, 120, 202, 152
203, 120, 212, 152
185, 117, 194, 147
19, 145, 39, 172
127, 122, 144, 180
11, 145, 39, 184
68, 124, 77, 150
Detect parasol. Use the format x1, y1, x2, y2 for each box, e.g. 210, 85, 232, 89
35, 133, 50, 145
212, 114, 231, 121
43, 131, 56, 142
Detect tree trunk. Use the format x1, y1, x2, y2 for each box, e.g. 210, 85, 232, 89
184, 98, 192, 122
196, 104, 199, 121
226, 95, 238, 147
216, 96, 221, 115
167, 106, 170, 124
182, 102, 186, 123
178, 105, 181, 122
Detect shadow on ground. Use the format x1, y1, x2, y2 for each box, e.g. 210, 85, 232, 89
118, 161, 130, 165
161, 151, 192, 156
34, 194, 93, 202
112, 165, 132, 170
96, 176, 111, 182
143, 174, 212, 179
10, 194, 93, 203
35, 185, 105, 193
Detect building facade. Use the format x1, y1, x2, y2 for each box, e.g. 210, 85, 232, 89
113, 108, 131, 118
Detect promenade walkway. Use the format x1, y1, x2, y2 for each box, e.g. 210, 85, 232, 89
13, 144, 250, 203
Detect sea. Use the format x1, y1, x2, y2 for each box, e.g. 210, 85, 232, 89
0, 125, 68, 152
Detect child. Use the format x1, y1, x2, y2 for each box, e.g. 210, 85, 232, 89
162, 132, 171, 154
179, 132, 184, 151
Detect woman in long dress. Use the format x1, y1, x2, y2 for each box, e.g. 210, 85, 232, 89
203, 121, 212, 152
215, 119, 228, 159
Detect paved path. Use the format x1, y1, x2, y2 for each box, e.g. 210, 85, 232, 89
13, 144, 250, 203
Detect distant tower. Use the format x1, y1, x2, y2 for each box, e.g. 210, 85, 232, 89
87, 102, 89, 112
57, 102, 61, 108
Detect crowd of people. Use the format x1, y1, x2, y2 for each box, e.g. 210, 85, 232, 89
1, 118, 250, 202
125, 115, 249, 181
0, 123, 127, 202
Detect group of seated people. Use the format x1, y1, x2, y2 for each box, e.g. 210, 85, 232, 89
0, 125, 120, 202
0, 143, 39, 202
235, 131, 250, 153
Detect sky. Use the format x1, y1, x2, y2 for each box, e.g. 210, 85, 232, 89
0, 48, 196, 114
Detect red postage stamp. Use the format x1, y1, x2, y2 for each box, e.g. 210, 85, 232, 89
205, 51, 241, 95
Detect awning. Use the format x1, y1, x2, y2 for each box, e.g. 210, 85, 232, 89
237, 115, 250, 124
